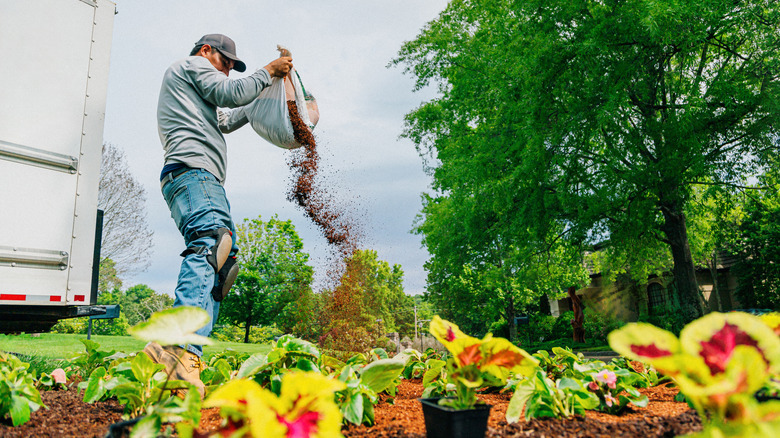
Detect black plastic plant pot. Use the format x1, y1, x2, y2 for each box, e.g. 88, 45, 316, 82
419, 398, 492, 438
104, 417, 142, 438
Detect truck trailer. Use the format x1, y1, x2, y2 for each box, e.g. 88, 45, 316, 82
0, 0, 116, 333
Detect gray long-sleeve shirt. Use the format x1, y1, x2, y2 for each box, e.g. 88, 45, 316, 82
157, 56, 272, 183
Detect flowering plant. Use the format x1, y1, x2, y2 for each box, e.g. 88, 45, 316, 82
582, 367, 648, 414
428, 315, 538, 410
609, 311, 780, 436
205, 372, 346, 438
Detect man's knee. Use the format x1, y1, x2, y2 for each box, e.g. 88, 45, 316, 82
180, 227, 238, 302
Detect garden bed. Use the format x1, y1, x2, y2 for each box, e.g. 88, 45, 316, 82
0, 378, 702, 438
195, 378, 701, 437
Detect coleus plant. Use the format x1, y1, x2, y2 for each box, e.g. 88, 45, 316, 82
428, 315, 539, 410
204, 372, 346, 438
609, 311, 780, 436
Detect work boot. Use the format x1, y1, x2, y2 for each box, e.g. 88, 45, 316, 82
142, 342, 205, 398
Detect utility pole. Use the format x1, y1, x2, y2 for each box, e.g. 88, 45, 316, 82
414, 303, 418, 344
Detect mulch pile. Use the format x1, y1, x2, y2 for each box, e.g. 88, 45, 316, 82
1, 378, 702, 437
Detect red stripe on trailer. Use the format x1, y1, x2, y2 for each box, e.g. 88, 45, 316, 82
0, 294, 26, 301
50, 296, 62, 302
74, 295, 85, 302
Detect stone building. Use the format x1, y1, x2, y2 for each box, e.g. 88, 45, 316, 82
548, 251, 740, 320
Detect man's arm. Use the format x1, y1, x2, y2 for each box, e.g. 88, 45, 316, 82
217, 107, 249, 133
187, 57, 273, 108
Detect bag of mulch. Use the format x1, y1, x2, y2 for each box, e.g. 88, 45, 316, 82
246, 45, 319, 149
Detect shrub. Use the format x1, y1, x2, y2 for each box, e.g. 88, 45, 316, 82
211, 324, 282, 344
583, 312, 622, 344
51, 317, 88, 334
526, 314, 556, 343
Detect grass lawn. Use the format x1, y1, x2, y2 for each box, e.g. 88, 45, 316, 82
0, 332, 271, 362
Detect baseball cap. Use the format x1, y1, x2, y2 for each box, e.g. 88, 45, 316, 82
194, 34, 246, 72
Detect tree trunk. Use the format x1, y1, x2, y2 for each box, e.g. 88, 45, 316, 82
506, 293, 517, 344
708, 251, 722, 312
660, 204, 704, 322
568, 286, 585, 343
244, 319, 251, 344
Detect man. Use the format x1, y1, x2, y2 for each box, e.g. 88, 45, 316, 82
144, 34, 292, 397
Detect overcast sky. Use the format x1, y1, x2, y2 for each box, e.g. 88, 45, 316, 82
103, 1, 449, 296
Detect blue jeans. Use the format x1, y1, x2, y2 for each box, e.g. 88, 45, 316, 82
161, 168, 238, 357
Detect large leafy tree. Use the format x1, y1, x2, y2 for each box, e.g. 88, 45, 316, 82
394, 0, 780, 323
218, 215, 314, 343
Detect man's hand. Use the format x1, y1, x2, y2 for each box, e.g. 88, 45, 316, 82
264, 56, 293, 78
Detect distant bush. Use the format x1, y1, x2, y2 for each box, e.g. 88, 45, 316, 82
51, 317, 88, 334
211, 324, 282, 344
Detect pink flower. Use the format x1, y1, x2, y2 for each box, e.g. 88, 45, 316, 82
51, 368, 67, 385
588, 381, 600, 391
594, 370, 617, 389
604, 393, 617, 408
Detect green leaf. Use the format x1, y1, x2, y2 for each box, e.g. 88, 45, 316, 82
275, 335, 320, 358
9, 396, 31, 427
128, 307, 213, 346
342, 392, 364, 425
359, 359, 406, 393
236, 353, 268, 379
130, 415, 162, 438
83, 367, 108, 403
422, 359, 446, 386
506, 380, 534, 423
131, 352, 164, 384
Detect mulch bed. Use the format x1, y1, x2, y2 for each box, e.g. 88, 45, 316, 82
0, 383, 124, 438
1, 379, 702, 437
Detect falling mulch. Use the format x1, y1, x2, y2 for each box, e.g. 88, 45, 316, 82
2, 378, 702, 437
0, 383, 124, 438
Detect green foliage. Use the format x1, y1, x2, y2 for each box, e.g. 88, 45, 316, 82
640, 305, 690, 336
217, 215, 315, 342
507, 369, 599, 421
236, 335, 321, 386
583, 312, 623, 344
211, 324, 282, 344
579, 367, 649, 414
0, 352, 44, 426
68, 339, 118, 379
81, 352, 201, 437
729, 159, 780, 309
50, 317, 89, 334
100, 284, 174, 327
393, 0, 780, 328
80, 309, 210, 435
335, 364, 379, 426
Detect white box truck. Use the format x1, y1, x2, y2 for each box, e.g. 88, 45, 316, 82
0, 0, 116, 332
